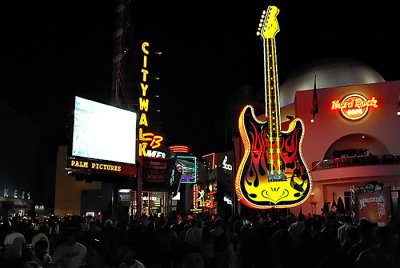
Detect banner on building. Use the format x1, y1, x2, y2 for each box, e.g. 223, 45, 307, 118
352, 182, 391, 226
142, 157, 173, 187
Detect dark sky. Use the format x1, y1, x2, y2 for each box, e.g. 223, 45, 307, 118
3, 0, 399, 160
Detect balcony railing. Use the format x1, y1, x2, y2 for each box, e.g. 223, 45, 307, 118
312, 154, 400, 170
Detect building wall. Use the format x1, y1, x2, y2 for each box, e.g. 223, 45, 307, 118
292, 80, 400, 215
296, 81, 400, 163
54, 146, 102, 216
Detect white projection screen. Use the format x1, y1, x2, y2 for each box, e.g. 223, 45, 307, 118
72, 96, 137, 164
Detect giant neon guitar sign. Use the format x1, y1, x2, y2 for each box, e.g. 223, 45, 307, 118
235, 6, 312, 209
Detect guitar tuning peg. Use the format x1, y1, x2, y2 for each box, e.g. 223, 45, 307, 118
259, 23, 263, 27
262, 10, 266, 15
256, 32, 260, 36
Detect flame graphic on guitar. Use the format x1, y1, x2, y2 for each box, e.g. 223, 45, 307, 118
235, 6, 312, 209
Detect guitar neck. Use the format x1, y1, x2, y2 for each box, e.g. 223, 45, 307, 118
264, 37, 281, 137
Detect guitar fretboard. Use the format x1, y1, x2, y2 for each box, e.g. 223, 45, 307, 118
264, 36, 282, 174
264, 38, 281, 139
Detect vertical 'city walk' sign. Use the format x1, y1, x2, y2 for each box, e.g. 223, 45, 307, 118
138, 42, 164, 158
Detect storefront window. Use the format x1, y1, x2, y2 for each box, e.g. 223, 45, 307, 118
129, 191, 167, 217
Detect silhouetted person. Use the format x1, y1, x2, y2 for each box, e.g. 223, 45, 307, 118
270, 221, 296, 268
337, 215, 356, 247
341, 225, 360, 257
347, 219, 378, 263
3, 220, 26, 266
31, 223, 50, 254
117, 240, 146, 268
178, 245, 205, 268
288, 212, 306, 247
24, 239, 52, 268
312, 214, 341, 266
51, 227, 87, 268
356, 225, 400, 268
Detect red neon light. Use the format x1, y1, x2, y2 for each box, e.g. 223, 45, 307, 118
168, 145, 189, 153
202, 153, 216, 170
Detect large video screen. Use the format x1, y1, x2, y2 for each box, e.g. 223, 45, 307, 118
72, 96, 137, 164
175, 156, 197, 184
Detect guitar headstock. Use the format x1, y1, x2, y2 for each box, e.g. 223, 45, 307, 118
257, 5, 280, 39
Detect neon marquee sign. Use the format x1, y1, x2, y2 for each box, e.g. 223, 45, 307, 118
138, 42, 164, 157
331, 94, 378, 120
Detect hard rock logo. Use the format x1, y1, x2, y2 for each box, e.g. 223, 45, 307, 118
331, 94, 378, 120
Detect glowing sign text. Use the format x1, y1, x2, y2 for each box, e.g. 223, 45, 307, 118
1, 188, 31, 200
145, 150, 166, 158
70, 160, 122, 172
222, 155, 232, 171
331, 94, 378, 120
138, 42, 164, 157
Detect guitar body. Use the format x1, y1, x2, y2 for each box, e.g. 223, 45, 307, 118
236, 105, 311, 209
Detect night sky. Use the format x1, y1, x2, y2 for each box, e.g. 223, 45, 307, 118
2, 1, 399, 203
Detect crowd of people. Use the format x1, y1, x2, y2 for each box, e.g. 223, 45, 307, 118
0, 210, 399, 268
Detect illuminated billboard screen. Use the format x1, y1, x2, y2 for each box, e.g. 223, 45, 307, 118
72, 96, 137, 164
175, 156, 197, 184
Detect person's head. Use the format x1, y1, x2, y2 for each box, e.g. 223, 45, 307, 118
34, 240, 48, 258
104, 219, 113, 228
86, 239, 106, 266
2, 219, 12, 234
118, 240, 139, 266
214, 218, 222, 227
64, 227, 78, 245
344, 226, 359, 242
271, 229, 293, 249
376, 225, 399, 253
190, 218, 197, 227
179, 245, 204, 268
39, 223, 49, 234
358, 218, 378, 239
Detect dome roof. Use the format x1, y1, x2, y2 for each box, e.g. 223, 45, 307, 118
279, 57, 385, 107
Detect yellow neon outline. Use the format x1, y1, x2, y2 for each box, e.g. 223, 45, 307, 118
235, 106, 313, 209
338, 94, 377, 120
